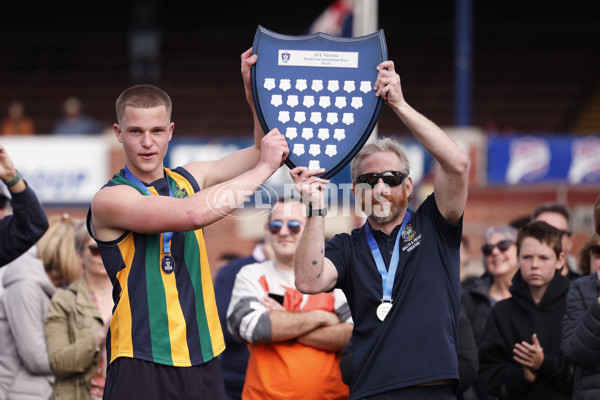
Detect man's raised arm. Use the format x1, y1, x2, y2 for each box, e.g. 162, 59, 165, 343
0, 145, 48, 266
374, 60, 469, 225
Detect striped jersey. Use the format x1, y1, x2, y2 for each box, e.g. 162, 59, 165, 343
88, 167, 225, 367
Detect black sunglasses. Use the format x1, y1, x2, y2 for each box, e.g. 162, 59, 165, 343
355, 171, 408, 188
88, 244, 101, 256
559, 229, 573, 237
267, 220, 302, 235
590, 244, 600, 256
481, 240, 513, 256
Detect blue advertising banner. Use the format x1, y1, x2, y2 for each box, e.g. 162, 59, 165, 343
487, 135, 600, 185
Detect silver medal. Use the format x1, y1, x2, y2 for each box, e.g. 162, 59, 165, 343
376, 301, 393, 321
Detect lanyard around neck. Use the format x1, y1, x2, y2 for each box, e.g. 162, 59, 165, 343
123, 165, 175, 254
364, 210, 412, 302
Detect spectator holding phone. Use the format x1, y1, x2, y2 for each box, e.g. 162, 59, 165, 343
227, 198, 352, 400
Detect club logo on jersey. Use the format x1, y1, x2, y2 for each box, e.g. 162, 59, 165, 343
174, 187, 189, 198
401, 224, 415, 241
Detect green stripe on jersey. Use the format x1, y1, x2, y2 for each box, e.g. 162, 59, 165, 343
145, 234, 174, 365
183, 231, 213, 358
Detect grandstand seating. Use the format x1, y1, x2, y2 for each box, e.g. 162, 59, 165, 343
1, 2, 599, 137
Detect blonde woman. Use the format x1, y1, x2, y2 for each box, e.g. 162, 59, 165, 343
0, 214, 82, 399
45, 220, 112, 400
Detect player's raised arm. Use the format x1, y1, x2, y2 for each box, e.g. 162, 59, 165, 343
91, 128, 288, 242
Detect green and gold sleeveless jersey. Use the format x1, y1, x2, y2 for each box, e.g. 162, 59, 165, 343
89, 167, 225, 367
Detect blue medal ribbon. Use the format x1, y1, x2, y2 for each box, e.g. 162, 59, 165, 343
364, 210, 412, 303
123, 165, 175, 254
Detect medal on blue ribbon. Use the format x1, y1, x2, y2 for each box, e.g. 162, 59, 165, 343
123, 166, 176, 274
364, 210, 412, 321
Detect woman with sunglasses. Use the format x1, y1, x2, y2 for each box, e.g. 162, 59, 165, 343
460, 225, 518, 400
45, 220, 113, 400
562, 233, 600, 400
461, 226, 519, 342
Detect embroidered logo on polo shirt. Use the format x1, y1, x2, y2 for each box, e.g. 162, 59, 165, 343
401, 225, 422, 253
401, 224, 415, 241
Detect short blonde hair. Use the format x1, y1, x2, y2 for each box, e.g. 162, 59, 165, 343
350, 137, 410, 182
36, 214, 82, 283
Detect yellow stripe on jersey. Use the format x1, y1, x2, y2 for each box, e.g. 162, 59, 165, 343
112, 234, 136, 362
194, 228, 225, 356
160, 245, 192, 366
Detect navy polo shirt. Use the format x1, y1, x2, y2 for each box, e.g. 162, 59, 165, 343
326, 194, 462, 399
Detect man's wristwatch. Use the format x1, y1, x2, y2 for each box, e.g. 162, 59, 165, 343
306, 203, 327, 218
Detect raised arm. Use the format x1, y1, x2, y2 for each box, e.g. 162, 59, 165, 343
374, 60, 469, 225
186, 48, 271, 190
0, 145, 48, 266
290, 167, 338, 294
91, 129, 288, 241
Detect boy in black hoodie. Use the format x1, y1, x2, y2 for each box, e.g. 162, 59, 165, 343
479, 220, 574, 399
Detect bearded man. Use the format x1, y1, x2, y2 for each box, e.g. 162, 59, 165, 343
290, 59, 470, 400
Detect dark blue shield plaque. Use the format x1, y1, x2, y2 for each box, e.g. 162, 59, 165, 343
251, 25, 387, 179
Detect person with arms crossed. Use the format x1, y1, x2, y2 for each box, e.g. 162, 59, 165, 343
291, 59, 469, 399
87, 49, 289, 400
227, 198, 352, 400
0, 144, 48, 267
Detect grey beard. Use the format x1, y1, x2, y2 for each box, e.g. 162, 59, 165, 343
368, 204, 403, 225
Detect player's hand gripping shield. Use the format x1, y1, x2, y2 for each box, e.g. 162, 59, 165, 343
251, 25, 387, 179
